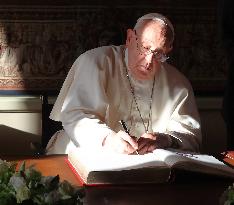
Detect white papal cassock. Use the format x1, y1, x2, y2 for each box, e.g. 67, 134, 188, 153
46, 45, 202, 154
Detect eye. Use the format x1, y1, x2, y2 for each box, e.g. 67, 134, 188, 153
143, 46, 152, 51
141, 45, 152, 54
143, 45, 151, 50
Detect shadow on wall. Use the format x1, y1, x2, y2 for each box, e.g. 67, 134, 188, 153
0, 124, 40, 155
199, 109, 227, 155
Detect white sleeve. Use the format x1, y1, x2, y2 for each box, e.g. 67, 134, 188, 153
60, 53, 114, 148
166, 86, 202, 152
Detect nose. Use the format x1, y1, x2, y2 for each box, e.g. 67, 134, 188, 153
144, 53, 154, 63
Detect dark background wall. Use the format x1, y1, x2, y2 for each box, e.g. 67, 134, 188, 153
0, 0, 225, 95
0, 0, 229, 155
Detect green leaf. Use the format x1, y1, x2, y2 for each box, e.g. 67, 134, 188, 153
15, 186, 30, 203
0, 160, 16, 184
41, 175, 60, 191
0, 158, 85, 205
59, 180, 75, 196
221, 183, 234, 205
8, 175, 30, 203
18, 161, 26, 173
25, 166, 42, 185
0, 183, 16, 205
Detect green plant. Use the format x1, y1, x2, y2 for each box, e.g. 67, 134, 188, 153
0, 159, 84, 205
220, 183, 234, 205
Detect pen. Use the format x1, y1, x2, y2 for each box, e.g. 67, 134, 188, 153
120, 120, 130, 135
120, 120, 139, 155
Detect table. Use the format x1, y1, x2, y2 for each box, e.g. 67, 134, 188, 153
2, 155, 232, 205
5, 155, 80, 186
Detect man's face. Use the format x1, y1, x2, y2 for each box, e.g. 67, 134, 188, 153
126, 21, 172, 80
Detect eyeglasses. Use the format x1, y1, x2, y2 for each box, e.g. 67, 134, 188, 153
134, 30, 169, 63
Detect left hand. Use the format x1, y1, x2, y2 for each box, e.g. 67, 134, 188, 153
137, 133, 172, 154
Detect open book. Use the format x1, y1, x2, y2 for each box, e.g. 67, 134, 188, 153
66, 148, 234, 185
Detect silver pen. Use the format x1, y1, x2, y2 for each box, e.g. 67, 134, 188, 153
120, 120, 139, 155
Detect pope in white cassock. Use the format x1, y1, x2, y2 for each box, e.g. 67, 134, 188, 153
46, 13, 202, 155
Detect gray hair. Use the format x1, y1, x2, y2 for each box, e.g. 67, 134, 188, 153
134, 13, 175, 44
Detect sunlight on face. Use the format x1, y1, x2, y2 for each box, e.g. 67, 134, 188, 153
126, 21, 172, 81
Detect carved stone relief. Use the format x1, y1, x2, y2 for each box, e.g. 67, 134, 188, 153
0, 4, 226, 92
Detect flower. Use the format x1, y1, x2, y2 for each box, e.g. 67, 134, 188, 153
0, 159, 84, 205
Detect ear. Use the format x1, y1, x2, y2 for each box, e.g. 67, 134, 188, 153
125, 29, 134, 46
166, 43, 173, 53
168, 44, 173, 52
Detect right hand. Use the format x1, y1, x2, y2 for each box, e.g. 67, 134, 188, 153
102, 130, 138, 154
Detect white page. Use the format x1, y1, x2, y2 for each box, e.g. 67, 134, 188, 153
153, 149, 224, 166
69, 148, 234, 176
153, 149, 234, 175
69, 148, 167, 172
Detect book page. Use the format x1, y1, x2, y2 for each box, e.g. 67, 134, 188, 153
152, 149, 224, 166
153, 149, 234, 177
68, 148, 172, 185
68, 148, 167, 173
68, 148, 234, 179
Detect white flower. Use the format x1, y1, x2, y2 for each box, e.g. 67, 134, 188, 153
9, 175, 30, 203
